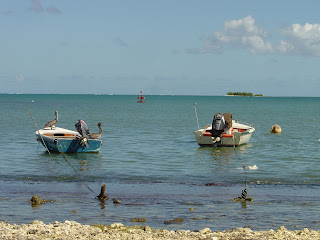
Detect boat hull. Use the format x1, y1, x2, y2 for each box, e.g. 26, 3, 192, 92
38, 135, 102, 153
35, 127, 102, 153
194, 130, 253, 147
194, 121, 255, 147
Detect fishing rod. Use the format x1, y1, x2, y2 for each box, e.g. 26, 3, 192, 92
193, 103, 200, 130
28, 108, 56, 160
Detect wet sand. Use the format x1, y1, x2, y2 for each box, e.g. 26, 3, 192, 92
1, 220, 319, 240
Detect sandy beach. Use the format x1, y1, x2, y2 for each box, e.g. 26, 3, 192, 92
1, 220, 319, 240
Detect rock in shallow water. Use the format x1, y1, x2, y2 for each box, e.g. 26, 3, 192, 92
30, 195, 47, 206
130, 218, 147, 222
164, 218, 184, 224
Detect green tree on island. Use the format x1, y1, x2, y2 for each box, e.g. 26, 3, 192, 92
227, 92, 263, 97
227, 92, 253, 96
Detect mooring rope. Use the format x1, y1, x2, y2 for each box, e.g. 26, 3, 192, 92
28, 108, 61, 165
232, 134, 249, 198
58, 145, 96, 194
232, 135, 242, 161
28, 108, 96, 194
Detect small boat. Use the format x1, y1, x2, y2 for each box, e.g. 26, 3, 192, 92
35, 127, 102, 153
193, 112, 255, 147
137, 91, 145, 103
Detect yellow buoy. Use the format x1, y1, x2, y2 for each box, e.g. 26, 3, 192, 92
270, 124, 281, 133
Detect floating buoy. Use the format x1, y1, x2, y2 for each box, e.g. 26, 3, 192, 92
137, 90, 145, 103
270, 124, 281, 133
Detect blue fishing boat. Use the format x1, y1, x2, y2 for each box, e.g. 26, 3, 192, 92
35, 127, 102, 153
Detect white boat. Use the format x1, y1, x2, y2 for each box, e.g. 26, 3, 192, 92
193, 112, 255, 147
35, 127, 102, 153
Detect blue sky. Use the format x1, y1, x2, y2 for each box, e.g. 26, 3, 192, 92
1, 0, 320, 96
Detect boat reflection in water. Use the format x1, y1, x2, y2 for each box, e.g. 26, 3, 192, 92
39, 151, 102, 175
194, 143, 256, 187
196, 144, 253, 160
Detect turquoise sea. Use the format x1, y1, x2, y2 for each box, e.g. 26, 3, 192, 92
0, 94, 320, 231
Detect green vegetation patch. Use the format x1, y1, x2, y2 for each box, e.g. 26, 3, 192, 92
227, 92, 263, 97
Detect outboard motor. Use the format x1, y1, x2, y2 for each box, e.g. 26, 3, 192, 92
210, 113, 225, 137
213, 113, 225, 130
75, 120, 90, 138
75, 120, 90, 147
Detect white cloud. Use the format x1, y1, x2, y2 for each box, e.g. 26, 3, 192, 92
0, 10, 13, 15
30, 0, 43, 12
276, 23, 320, 56
47, 6, 61, 14
29, 0, 61, 14
114, 38, 129, 47
188, 16, 273, 54
189, 16, 320, 57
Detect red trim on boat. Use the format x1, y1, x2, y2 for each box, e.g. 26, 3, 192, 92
237, 129, 246, 132
203, 132, 212, 136
222, 134, 233, 138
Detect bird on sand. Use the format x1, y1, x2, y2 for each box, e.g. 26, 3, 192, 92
89, 122, 102, 139
44, 110, 58, 129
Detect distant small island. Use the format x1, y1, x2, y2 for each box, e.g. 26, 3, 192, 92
227, 92, 263, 97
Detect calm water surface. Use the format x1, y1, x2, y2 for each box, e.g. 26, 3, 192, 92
0, 94, 320, 231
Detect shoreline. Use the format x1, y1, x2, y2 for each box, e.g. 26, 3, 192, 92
1, 220, 319, 240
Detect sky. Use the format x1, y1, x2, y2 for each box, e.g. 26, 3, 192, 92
1, 0, 320, 96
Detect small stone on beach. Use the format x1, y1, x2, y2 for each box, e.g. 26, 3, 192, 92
1, 221, 320, 239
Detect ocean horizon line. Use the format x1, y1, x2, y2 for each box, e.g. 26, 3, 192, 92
1, 93, 319, 98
